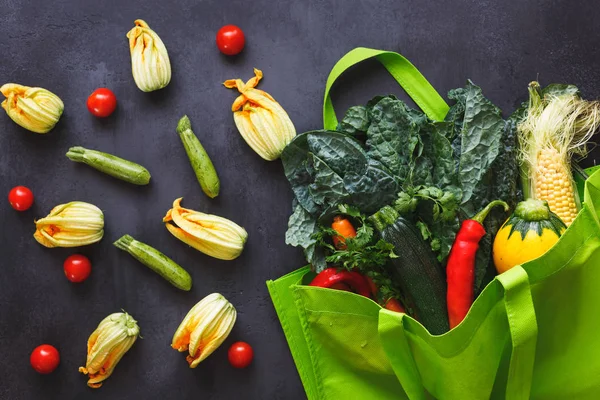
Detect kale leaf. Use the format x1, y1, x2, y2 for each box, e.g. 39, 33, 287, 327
337, 105, 370, 136
457, 81, 505, 212
364, 96, 422, 182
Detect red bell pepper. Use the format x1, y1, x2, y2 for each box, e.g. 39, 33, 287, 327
309, 268, 371, 298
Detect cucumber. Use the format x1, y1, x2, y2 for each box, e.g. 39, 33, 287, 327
114, 234, 192, 291
66, 146, 151, 185
176, 115, 220, 198
370, 206, 449, 335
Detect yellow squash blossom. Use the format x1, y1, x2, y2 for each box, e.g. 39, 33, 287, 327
163, 198, 247, 260
79, 312, 140, 388
126, 19, 171, 92
172, 293, 236, 368
1, 83, 63, 133
34, 201, 104, 248
224, 69, 296, 161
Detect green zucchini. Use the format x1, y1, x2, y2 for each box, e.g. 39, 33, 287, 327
370, 206, 449, 334
176, 115, 220, 198
66, 146, 151, 185
114, 234, 192, 291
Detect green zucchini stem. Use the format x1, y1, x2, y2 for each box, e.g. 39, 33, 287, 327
66, 146, 86, 162
369, 206, 399, 232
177, 115, 192, 134
114, 234, 135, 252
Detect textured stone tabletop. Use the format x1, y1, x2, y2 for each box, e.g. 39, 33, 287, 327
1, 1, 599, 399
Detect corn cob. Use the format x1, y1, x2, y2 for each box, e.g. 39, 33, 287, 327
533, 147, 579, 225
518, 82, 600, 225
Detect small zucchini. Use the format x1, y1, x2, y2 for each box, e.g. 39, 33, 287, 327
114, 234, 192, 291
493, 199, 566, 274
370, 206, 449, 335
176, 115, 220, 198
66, 146, 151, 185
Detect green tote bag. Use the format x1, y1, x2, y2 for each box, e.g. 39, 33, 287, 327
267, 47, 600, 400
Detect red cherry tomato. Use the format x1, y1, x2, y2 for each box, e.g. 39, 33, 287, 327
216, 25, 245, 56
87, 88, 117, 118
30, 344, 60, 374
63, 254, 92, 283
8, 186, 34, 211
228, 341, 253, 369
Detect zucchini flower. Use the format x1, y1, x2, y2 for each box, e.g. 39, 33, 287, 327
34, 201, 104, 248
172, 293, 236, 368
1, 83, 64, 134
224, 69, 296, 161
163, 198, 247, 260
126, 19, 171, 92
79, 312, 140, 388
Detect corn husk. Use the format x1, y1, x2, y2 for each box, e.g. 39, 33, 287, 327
224, 68, 296, 161
172, 293, 236, 368
163, 198, 247, 260
1, 83, 63, 133
126, 19, 171, 92
518, 82, 600, 225
79, 312, 140, 388
34, 201, 104, 248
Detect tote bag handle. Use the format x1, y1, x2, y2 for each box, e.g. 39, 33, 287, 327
379, 265, 538, 400
322, 47, 450, 130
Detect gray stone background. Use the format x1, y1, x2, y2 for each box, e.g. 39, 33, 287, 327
1, 0, 599, 399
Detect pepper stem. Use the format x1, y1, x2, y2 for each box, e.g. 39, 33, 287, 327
471, 200, 509, 224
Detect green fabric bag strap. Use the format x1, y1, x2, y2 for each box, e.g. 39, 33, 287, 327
322, 47, 450, 130
378, 265, 537, 400
378, 310, 426, 400
496, 265, 538, 400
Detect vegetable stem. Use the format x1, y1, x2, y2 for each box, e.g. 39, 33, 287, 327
471, 200, 509, 224
65, 146, 86, 162
369, 206, 399, 232
114, 234, 134, 251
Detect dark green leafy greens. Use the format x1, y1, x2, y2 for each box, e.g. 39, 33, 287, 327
283, 82, 520, 295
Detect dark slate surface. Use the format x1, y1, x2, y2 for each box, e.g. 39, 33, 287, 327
1, 1, 600, 399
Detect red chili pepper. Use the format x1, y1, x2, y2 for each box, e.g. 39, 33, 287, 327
447, 200, 509, 329
309, 268, 372, 298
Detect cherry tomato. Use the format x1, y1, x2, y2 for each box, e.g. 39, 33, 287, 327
30, 344, 60, 374
228, 341, 253, 369
216, 25, 245, 56
87, 88, 117, 118
8, 186, 34, 211
63, 254, 92, 283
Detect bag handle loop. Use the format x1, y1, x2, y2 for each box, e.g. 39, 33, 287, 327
322, 47, 450, 130
496, 265, 538, 400
378, 265, 537, 400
